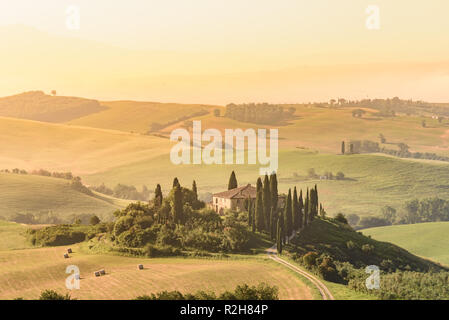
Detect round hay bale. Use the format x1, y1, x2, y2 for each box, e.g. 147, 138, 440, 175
94, 271, 101, 277
67, 248, 72, 253
138, 264, 144, 270
63, 253, 69, 259
99, 269, 106, 275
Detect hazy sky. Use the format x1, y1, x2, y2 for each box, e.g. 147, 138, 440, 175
1, 0, 449, 103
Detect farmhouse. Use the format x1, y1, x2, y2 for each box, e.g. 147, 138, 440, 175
212, 184, 256, 215
211, 184, 285, 215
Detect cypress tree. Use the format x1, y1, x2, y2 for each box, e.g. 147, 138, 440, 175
251, 205, 256, 232
263, 174, 272, 232
315, 184, 319, 217
270, 207, 276, 240
154, 184, 163, 207
304, 188, 309, 227
172, 185, 183, 224
284, 189, 292, 242
173, 177, 180, 188
298, 189, 304, 229
228, 171, 238, 190
292, 187, 299, 231
247, 198, 252, 227
255, 178, 265, 232
276, 217, 283, 254
341, 141, 345, 154
270, 173, 278, 212
192, 180, 198, 201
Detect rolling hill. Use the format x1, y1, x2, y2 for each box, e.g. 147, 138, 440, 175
0, 91, 107, 122
0, 173, 129, 223
363, 222, 449, 266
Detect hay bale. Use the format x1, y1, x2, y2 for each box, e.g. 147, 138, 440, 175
67, 248, 72, 253
63, 253, 69, 259
138, 264, 144, 270
99, 269, 106, 275
94, 271, 101, 277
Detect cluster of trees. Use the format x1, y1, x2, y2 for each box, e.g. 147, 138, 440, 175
91, 183, 150, 201
304, 168, 345, 180
136, 283, 278, 300
109, 178, 251, 254
1, 168, 77, 180
348, 197, 449, 229
341, 139, 449, 162
224, 103, 296, 125
243, 172, 324, 254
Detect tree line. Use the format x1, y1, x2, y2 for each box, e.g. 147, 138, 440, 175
224, 103, 296, 125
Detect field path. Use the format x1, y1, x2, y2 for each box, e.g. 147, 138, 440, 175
266, 235, 335, 300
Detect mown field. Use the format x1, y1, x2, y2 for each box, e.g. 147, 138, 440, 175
0, 173, 129, 222
0, 243, 317, 300
363, 222, 449, 266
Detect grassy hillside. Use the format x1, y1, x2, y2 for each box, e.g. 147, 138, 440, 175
0, 91, 106, 122
83, 150, 449, 217
0, 220, 35, 251
68, 100, 217, 133
289, 218, 445, 272
0, 173, 128, 222
0, 245, 315, 300
363, 222, 449, 266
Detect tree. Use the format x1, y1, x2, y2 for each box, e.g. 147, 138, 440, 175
173, 177, 180, 189
90, 215, 100, 225
270, 173, 278, 211
270, 207, 276, 240
341, 141, 345, 155
228, 171, 238, 190
284, 189, 292, 242
304, 189, 309, 227
379, 133, 386, 144
51, 90, 57, 96
154, 184, 163, 207
213, 109, 221, 117
192, 180, 198, 201
382, 206, 397, 225
255, 178, 265, 232
292, 187, 299, 230
172, 185, 183, 224
298, 189, 304, 229
276, 217, 283, 254
262, 175, 271, 232
349, 143, 354, 154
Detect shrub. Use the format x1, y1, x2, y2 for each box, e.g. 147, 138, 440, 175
334, 213, 348, 224
39, 290, 71, 300
303, 252, 319, 268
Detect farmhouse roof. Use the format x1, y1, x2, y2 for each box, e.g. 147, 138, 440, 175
213, 184, 257, 199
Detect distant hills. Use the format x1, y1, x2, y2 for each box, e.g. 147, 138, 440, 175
0, 91, 107, 122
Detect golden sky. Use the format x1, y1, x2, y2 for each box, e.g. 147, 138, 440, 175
1, 0, 449, 104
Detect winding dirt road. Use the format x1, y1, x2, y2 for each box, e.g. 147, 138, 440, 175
266, 242, 335, 300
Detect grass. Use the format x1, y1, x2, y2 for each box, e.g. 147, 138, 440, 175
363, 222, 449, 266
0, 220, 35, 251
0, 173, 127, 222
0, 245, 314, 300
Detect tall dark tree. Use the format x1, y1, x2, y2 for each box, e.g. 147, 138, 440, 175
192, 180, 198, 201
154, 184, 163, 207
276, 217, 283, 254
270, 207, 276, 240
247, 197, 253, 227
292, 187, 299, 230
228, 171, 238, 190
304, 188, 309, 227
263, 174, 272, 232
173, 177, 180, 188
284, 189, 292, 242
270, 173, 278, 211
298, 189, 304, 229
255, 178, 265, 232
172, 185, 183, 224
341, 141, 345, 155
251, 205, 256, 233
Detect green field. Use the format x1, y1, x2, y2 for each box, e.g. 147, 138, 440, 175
363, 222, 449, 266
0, 173, 129, 222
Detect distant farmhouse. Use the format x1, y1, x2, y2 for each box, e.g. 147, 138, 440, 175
211, 184, 285, 215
